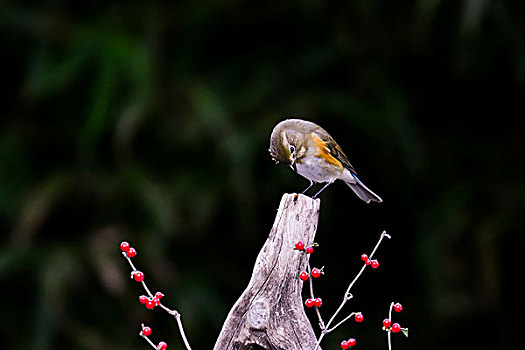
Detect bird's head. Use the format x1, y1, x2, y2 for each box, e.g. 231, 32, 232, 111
269, 120, 305, 172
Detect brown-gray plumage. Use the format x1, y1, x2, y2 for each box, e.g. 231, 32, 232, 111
269, 119, 382, 202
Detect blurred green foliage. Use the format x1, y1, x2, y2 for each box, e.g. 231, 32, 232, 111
1, 0, 523, 349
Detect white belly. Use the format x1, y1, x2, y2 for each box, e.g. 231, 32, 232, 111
296, 157, 342, 183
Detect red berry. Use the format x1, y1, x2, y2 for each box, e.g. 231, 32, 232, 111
313, 297, 322, 307
391, 323, 401, 333
348, 338, 356, 347
341, 340, 349, 349
157, 341, 167, 350
311, 268, 321, 278
120, 241, 130, 252
127, 247, 137, 257
295, 241, 305, 250
142, 326, 152, 336
371, 260, 379, 268
394, 303, 403, 312
133, 271, 145, 282
305, 298, 314, 308
146, 299, 156, 309
299, 271, 309, 281
139, 295, 148, 304
361, 254, 368, 261
383, 318, 391, 328
154, 292, 164, 306
365, 258, 371, 265
306, 246, 314, 254
355, 313, 363, 322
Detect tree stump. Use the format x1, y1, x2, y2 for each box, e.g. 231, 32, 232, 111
214, 193, 321, 350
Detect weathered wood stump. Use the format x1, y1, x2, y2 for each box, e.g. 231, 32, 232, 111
214, 193, 321, 350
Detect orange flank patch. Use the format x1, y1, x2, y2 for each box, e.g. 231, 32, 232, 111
312, 135, 343, 169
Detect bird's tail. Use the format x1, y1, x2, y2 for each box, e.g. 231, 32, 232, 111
343, 171, 383, 203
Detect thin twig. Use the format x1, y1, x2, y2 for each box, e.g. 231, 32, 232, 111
139, 332, 157, 349
314, 231, 391, 349
325, 312, 357, 333
162, 306, 193, 350
122, 251, 193, 350
387, 302, 394, 350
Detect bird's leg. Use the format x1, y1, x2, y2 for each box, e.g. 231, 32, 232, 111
301, 180, 314, 195
312, 181, 333, 199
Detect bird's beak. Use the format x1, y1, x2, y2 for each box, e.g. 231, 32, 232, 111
289, 161, 297, 173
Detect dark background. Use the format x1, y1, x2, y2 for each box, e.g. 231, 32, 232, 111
1, 1, 523, 349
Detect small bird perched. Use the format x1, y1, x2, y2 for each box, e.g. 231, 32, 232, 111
269, 118, 382, 203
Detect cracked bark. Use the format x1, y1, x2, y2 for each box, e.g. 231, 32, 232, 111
213, 193, 321, 350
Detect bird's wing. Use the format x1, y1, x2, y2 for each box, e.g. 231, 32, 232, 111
311, 133, 357, 174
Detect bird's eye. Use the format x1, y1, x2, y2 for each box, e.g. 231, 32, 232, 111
289, 145, 295, 154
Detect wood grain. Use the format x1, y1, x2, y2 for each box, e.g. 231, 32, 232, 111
213, 193, 321, 350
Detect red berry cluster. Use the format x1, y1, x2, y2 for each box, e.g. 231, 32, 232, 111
121, 241, 137, 257
360, 254, 379, 268
140, 325, 167, 349
383, 303, 407, 335
295, 241, 327, 311
139, 292, 165, 310
121, 241, 182, 349
296, 241, 323, 282
382, 319, 401, 333
295, 232, 398, 349
295, 240, 317, 254
340, 338, 356, 349
298, 267, 323, 281
305, 297, 323, 308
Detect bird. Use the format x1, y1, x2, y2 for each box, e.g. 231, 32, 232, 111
268, 118, 382, 203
